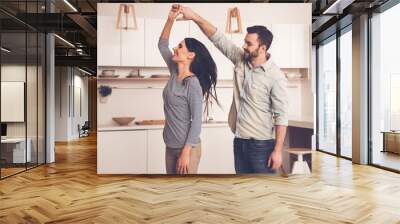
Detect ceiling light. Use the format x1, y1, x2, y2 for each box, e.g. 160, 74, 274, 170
63, 0, 78, 12
78, 67, 93, 76
54, 34, 75, 48
322, 0, 354, 15
1, 47, 11, 53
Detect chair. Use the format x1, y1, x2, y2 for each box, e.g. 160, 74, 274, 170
287, 148, 312, 175
79, 121, 90, 138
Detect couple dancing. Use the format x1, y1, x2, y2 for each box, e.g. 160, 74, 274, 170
159, 5, 288, 175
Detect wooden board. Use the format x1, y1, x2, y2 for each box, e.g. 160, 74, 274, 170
135, 119, 165, 125
150, 74, 170, 79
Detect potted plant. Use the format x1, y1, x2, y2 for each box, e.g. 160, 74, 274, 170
99, 85, 112, 103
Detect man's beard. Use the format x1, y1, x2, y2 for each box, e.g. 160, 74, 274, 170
244, 47, 260, 62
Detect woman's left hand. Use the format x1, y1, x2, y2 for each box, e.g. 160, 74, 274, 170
176, 145, 191, 174
168, 4, 182, 21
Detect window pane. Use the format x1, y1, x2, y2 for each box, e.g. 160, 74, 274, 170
371, 3, 400, 171
318, 37, 337, 154
340, 29, 352, 158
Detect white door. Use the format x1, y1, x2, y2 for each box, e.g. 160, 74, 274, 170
97, 4, 121, 66
147, 129, 166, 174
121, 18, 145, 67
97, 130, 147, 174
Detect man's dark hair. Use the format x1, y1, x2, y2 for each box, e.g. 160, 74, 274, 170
246, 25, 273, 50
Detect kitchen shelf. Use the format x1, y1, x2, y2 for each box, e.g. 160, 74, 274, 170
97, 77, 169, 81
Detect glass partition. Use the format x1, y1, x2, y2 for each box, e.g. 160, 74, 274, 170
0, 1, 46, 179
1, 30, 28, 177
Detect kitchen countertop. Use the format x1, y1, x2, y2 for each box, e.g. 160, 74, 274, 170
98, 119, 313, 132
288, 120, 313, 129
98, 121, 229, 132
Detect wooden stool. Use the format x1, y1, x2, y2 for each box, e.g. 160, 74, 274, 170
287, 148, 312, 175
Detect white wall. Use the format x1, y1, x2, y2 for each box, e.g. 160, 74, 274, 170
55, 67, 89, 141
1, 65, 34, 137
55, 67, 69, 141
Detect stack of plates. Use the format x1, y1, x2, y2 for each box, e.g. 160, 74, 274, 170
150, 74, 170, 79
99, 70, 119, 78
126, 75, 145, 78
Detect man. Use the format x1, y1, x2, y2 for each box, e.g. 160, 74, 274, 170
177, 5, 288, 174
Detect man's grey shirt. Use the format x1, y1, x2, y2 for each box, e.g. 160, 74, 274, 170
158, 38, 203, 149
209, 29, 289, 140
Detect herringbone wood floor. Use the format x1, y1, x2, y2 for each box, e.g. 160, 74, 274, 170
1, 134, 400, 224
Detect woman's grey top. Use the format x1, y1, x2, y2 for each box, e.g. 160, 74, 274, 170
158, 38, 203, 149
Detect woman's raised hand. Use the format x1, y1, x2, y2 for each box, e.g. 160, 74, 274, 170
168, 4, 182, 21
176, 6, 197, 21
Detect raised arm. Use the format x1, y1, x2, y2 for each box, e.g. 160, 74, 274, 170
158, 5, 181, 74
179, 5, 243, 65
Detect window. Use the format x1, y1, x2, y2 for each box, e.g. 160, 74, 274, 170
370, 2, 400, 171
339, 28, 352, 158
317, 36, 337, 154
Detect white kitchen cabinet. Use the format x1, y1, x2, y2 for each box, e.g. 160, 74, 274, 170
144, 19, 189, 67
169, 20, 190, 50
145, 19, 167, 67
147, 129, 166, 174
189, 21, 233, 80
291, 24, 310, 68
97, 125, 235, 174
287, 84, 302, 120
198, 126, 235, 174
270, 24, 310, 68
230, 20, 270, 48
210, 22, 234, 80
121, 18, 145, 67
97, 130, 147, 174
188, 21, 213, 50
97, 4, 121, 66
269, 24, 292, 68
230, 20, 272, 57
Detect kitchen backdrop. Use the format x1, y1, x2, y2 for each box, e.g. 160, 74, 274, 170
97, 3, 314, 174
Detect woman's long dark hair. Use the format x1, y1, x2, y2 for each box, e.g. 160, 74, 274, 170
184, 38, 220, 114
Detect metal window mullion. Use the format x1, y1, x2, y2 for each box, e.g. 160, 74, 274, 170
316, 44, 320, 150
367, 11, 373, 165
25, 0, 28, 171
336, 31, 341, 157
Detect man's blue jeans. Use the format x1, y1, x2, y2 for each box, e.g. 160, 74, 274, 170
234, 137, 276, 174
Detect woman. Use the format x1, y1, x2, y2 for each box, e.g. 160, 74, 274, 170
158, 4, 218, 174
